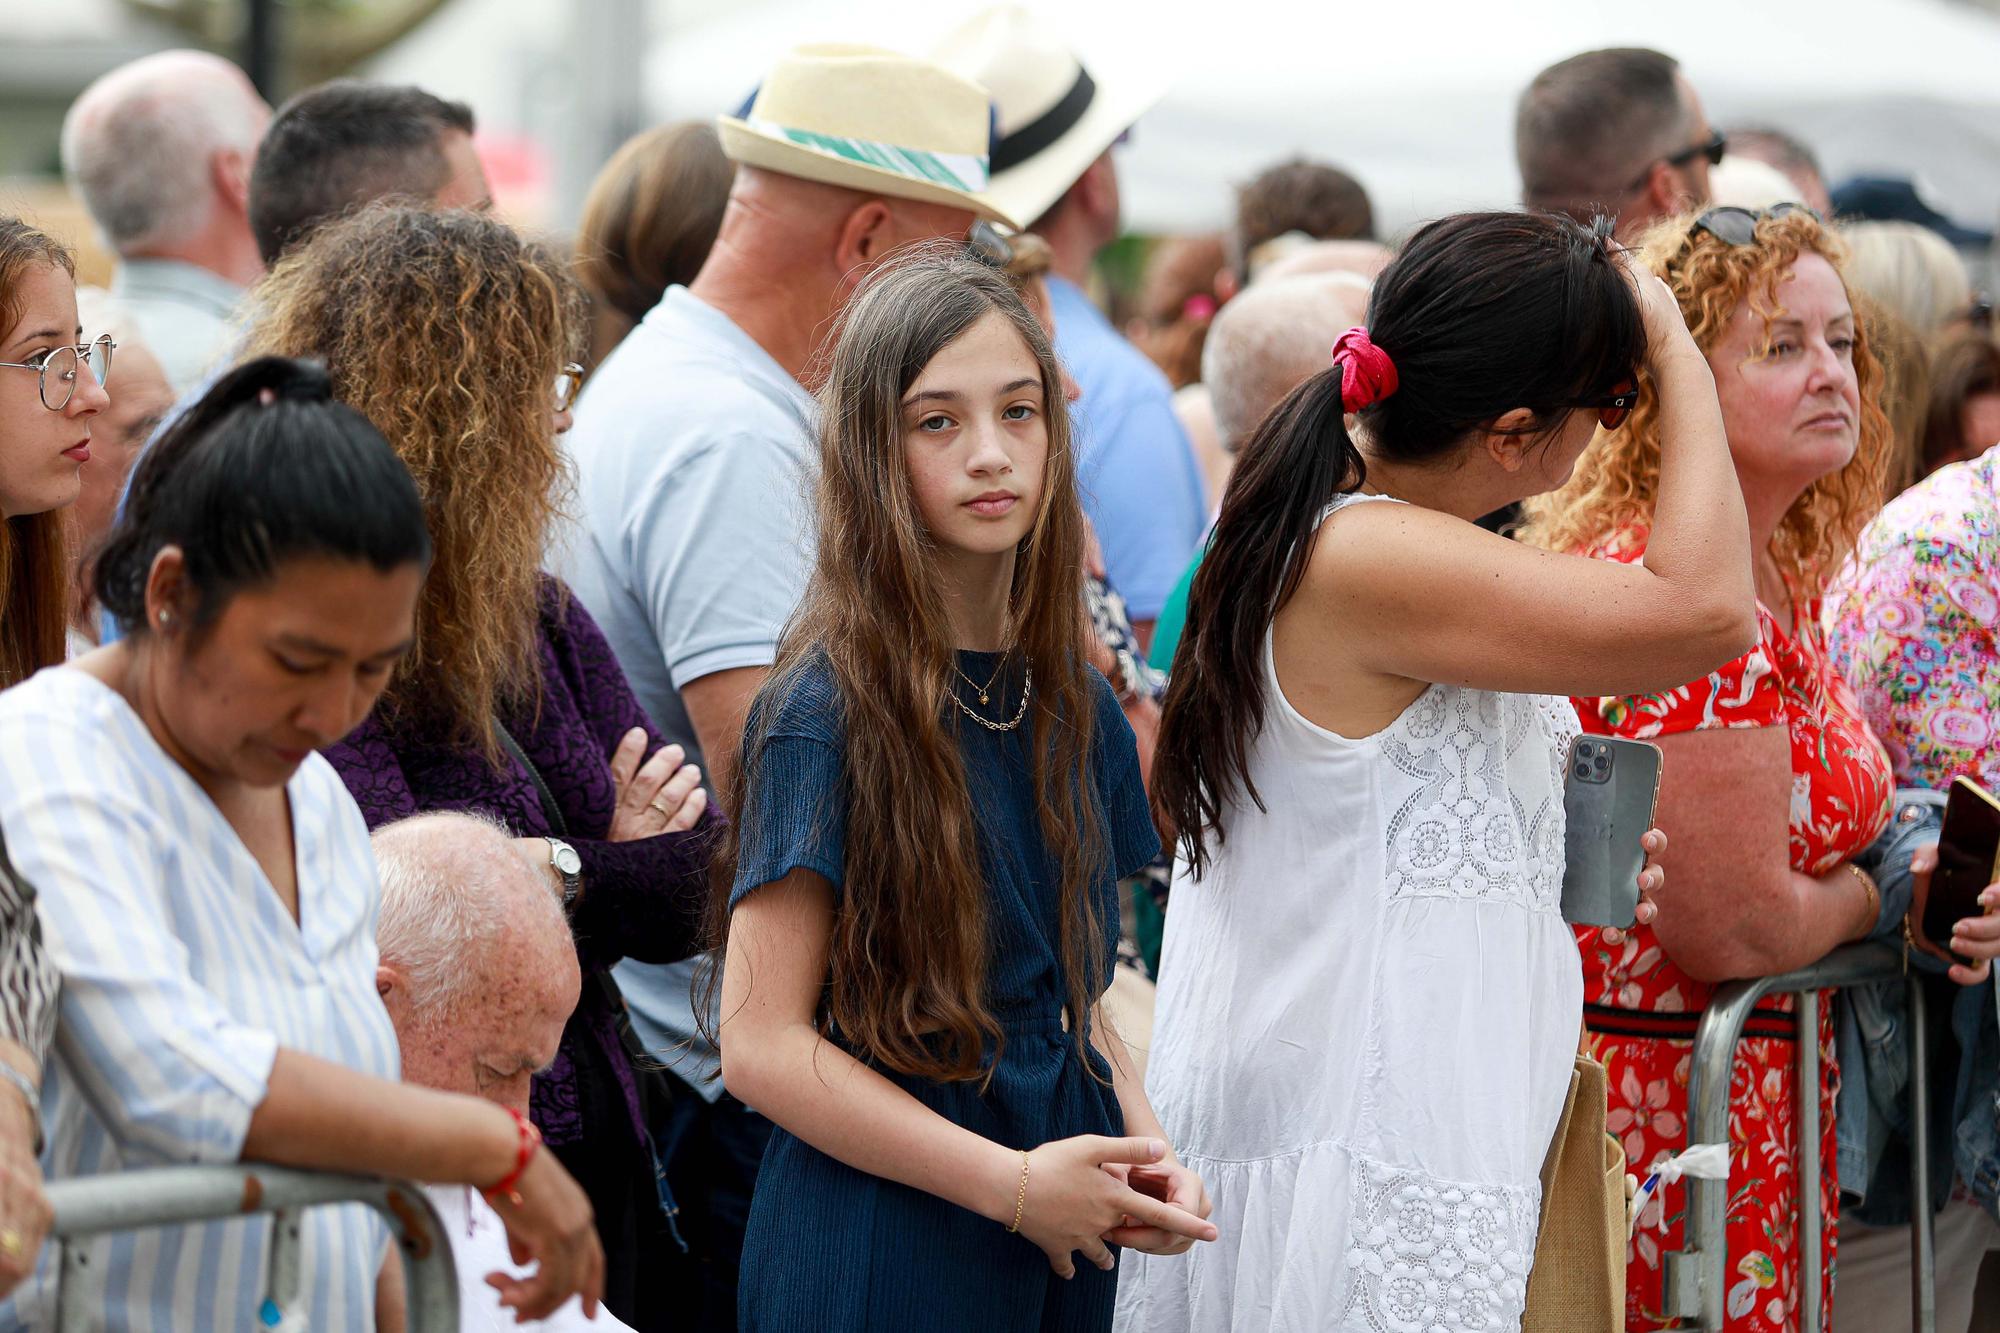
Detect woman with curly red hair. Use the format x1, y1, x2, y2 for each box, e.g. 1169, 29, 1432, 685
1524, 206, 2000, 1331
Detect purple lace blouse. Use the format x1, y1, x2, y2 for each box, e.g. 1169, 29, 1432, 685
324, 577, 718, 1145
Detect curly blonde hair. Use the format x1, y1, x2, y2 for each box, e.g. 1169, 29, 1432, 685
240, 204, 584, 758
1521, 209, 1890, 599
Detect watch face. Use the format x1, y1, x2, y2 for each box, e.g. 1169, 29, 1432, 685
553, 843, 582, 876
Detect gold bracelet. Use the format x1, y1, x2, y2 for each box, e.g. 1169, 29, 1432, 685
1846, 862, 1880, 934
1006, 1149, 1030, 1234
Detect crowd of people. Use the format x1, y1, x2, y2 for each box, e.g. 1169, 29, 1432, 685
2, 7, 2000, 1331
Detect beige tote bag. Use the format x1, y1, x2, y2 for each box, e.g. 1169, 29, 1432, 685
1523, 1052, 1628, 1333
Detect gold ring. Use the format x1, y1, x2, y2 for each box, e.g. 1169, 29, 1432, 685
0, 1229, 24, 1259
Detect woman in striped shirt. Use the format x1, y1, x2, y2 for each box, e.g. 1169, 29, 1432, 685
0, 358, 604, 1329
0, 213, 89, 1298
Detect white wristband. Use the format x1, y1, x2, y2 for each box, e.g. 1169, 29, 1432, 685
0, 1061, 42, 1155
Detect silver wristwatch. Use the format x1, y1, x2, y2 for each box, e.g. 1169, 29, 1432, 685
543, 836, 582, 908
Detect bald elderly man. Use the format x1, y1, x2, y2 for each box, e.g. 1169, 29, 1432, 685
1149, 272, 1375, 671
61, 50, 271, 391
372, 814, 631, 1333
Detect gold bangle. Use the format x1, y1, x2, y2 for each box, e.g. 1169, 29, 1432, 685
1006, 1149, 1030, 1234
1846, 862, 1880, 934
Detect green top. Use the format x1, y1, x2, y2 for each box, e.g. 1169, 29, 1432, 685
1147, 547, 1204, 674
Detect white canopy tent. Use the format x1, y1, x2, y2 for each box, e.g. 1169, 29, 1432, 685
636, 0, 2000, 244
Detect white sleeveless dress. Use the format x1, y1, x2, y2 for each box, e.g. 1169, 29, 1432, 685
1116, 494, 1585, 1333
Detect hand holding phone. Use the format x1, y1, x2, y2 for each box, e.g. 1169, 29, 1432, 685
1562, 736, 1664, 928
1918, 778, 2000, 973
1904, 780, 2000, 976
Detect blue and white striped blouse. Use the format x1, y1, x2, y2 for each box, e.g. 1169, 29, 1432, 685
0, 666, 400, 1330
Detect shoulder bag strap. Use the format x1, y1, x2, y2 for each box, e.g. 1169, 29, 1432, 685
492, 717, 568, 839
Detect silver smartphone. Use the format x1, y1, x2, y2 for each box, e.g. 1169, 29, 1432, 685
1561, 735, 1663, 928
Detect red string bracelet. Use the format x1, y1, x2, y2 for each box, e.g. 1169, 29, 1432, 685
482, 1107, 542, 1209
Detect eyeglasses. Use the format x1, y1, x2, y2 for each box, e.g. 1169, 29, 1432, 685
553, 363, 585, 414
965, 220, 1014, 269
1691, 201, 1821, 247
0, 334, 115, 411
1628, 130, 1728, 191
1577, 378, 1641, 431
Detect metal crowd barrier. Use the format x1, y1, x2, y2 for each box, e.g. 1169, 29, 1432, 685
1663, 941, 1933, 1332
45, 1165, 459, 1330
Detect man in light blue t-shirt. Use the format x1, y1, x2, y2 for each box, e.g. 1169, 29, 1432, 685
556, 43, 1018, 1323
939, 6, 1204, 642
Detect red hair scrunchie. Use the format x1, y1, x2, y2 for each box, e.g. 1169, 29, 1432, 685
1331, 327, 1398, 412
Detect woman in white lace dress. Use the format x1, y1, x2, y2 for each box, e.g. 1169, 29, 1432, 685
1118, 211, 1759, 1332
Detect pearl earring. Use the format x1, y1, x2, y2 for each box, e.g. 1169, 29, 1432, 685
157, 609, 174, 628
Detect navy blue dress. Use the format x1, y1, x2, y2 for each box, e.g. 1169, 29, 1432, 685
730, 652, 1159, 1332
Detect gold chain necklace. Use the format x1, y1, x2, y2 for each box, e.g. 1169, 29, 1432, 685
952, 653, 1009, 706
952, 665, 1033, 732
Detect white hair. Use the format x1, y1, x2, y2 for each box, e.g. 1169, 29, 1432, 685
1842, 220, 1974, 339
372, 811, 568, 1016
1707, 156, 1800, 212
1204, 272, 1373, 449
60, 50, 267, 254
72, 286, 142, 349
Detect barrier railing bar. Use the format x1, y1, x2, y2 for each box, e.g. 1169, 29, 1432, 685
1798, 986, 1822, 1333
46, 1166, 458, 1330
1908, 977, 1936, 1331
1668, 942, 1937, 1331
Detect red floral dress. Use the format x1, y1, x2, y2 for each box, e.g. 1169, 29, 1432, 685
1572, 536, 1893, 1333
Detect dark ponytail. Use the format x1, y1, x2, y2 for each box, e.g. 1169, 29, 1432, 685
1154, 210, 1643, 874
96, 356, 431, 635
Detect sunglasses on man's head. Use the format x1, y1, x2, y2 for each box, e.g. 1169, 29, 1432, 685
1691, 202, 1822, 247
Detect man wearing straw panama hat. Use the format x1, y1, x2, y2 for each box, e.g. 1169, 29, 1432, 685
937, 5, 1202, 642
556, 42, 1010, 1329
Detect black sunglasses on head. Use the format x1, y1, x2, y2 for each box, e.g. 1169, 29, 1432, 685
1692, 201, 1823, 247
1629, 130, 1727, 190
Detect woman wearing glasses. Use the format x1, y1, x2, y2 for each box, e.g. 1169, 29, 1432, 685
237, 204, 714, 1331
1120, 210, 1753, 1331
0, 218, 110, 687
0, 217, 85, 1298
1522, 206, 2000, 1332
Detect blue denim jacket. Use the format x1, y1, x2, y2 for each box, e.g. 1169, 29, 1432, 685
1835, 788, 2000, 1225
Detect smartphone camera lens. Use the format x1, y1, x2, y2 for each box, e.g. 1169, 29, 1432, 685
1575, 764, 1591, 779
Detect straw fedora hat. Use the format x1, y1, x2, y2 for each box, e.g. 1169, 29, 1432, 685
933, 6, 1168, 229
717, 44, 1020, 228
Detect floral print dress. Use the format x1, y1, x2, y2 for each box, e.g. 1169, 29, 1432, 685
1825, 443, 2000, 793
1573, 534, 1893, 1333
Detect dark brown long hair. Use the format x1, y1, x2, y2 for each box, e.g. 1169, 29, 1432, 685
706, 248, 1105, 1084
575, 122, 733, 371
0, 217, 78, 688
1924, 333, 2000, 477
1157, 211, 1644, 876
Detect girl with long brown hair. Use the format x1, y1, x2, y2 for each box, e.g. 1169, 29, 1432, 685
712, 249, 1214, 1331
0, 217, 108, 686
